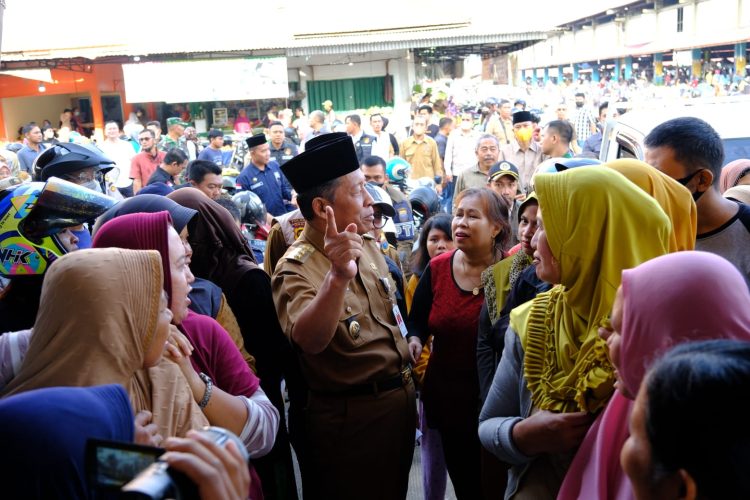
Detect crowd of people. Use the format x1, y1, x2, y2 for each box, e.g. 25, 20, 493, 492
0, 82, 749, 500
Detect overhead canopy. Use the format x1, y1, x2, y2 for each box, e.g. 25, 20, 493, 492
0, 0, 571, 67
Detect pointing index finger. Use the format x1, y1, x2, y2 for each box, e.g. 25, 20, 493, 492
325, 206, 339, 238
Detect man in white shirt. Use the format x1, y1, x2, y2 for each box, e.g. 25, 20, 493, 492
443, 113, 480, 182
98, 120, 136, 197
369, 113, 394, 160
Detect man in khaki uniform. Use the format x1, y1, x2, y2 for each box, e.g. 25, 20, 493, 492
273, 132, 417, 500
263, 208, 307, 275
400, 115, 443, 195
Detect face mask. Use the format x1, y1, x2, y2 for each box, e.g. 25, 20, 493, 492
82, 180, 103, 193
460, 121, 472, 131
575, 101, 584, 108
514, 127, 533, 144
676, 169, 707, 202
368, 181, 385, 189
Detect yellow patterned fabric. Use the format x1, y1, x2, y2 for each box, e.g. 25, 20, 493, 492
511, 168, 671, 413
606, 158, 697, 252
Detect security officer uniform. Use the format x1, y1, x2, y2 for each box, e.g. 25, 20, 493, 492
352, 132, 376, 165
269, 140, 299, 167
272, 133, 416, 500
384, 183, 415, 278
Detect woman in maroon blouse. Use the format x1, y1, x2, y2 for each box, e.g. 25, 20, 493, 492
408, 187, 510, 499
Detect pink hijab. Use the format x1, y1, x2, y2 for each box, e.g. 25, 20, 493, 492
719, 159, 750, 193
559, 251, 750, 500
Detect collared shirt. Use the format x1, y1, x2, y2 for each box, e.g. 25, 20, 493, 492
500, 140, 545, 193
269, 141, 298, 167
371, 131, 394, 160
400, 135, 443, 180
453, 164, 492, 209
272, 224, 409, 392
130, 150, 166, 187
443, 129, 480, 177
236, 160, 294, 216
574, 107, 596, 142
17, 144, 47, 174
98, 139, 136, 188
147, 166, 175, 186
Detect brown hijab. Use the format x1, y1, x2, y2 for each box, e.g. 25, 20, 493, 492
1, 248, 208, 437
168, 188, 258, 293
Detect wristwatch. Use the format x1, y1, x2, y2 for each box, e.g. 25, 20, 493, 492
198, 372, 213, 409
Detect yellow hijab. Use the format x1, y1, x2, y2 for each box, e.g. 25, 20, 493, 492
511, 168, 671, 413
606, 158, 697, 252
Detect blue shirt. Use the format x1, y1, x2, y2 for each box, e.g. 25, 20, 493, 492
197, 146, 224, 166
17, 144, 47, 174
236, 160, 294, 216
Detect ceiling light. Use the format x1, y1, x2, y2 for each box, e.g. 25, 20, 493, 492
133, 56, 141, 62
38, 82, 46, 92
348, 61, 354, 66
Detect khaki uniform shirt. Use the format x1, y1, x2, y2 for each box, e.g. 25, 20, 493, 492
453, 164, 492, 210
400, 135, 444, 180
500, 140, 545, 193
272, 224, 410, 392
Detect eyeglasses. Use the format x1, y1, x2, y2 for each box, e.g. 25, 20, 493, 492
373, 212, 390, 229
63, 169, 104, 184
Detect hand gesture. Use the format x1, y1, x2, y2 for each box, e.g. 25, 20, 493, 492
134, 410, 163, 447
164, 325, 194, 374
408, 337, 423, 365
324, 206, 362, 281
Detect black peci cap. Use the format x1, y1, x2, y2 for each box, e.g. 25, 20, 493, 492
280, 132, 359, 193
245, 133, 267, 149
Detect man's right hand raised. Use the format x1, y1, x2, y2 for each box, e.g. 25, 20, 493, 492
324, 206, 362, 281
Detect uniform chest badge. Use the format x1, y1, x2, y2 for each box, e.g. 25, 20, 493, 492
349, 321, 361, 339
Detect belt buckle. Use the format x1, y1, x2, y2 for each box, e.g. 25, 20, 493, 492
401, 367, 412, 385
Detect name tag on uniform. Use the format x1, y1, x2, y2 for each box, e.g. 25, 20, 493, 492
393, 304, 408, 337
250, 181, 264, 189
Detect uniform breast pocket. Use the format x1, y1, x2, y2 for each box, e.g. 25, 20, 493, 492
338, 295, 366, 349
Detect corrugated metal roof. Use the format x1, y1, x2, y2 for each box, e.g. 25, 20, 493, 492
286, 31, 548, 56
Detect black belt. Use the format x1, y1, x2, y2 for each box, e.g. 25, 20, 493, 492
312, 367, 413, 398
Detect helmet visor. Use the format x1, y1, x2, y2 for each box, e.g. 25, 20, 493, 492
21, 177, 116, 240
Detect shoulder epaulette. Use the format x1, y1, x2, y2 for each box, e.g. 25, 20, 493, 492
284, 243, 315, 264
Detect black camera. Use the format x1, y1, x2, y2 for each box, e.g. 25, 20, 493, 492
86, 426, 248, 500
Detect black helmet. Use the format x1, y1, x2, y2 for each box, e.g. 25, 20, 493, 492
409, 186, 441, 227
232, 190, 267, 228
33, 143, 115, 182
